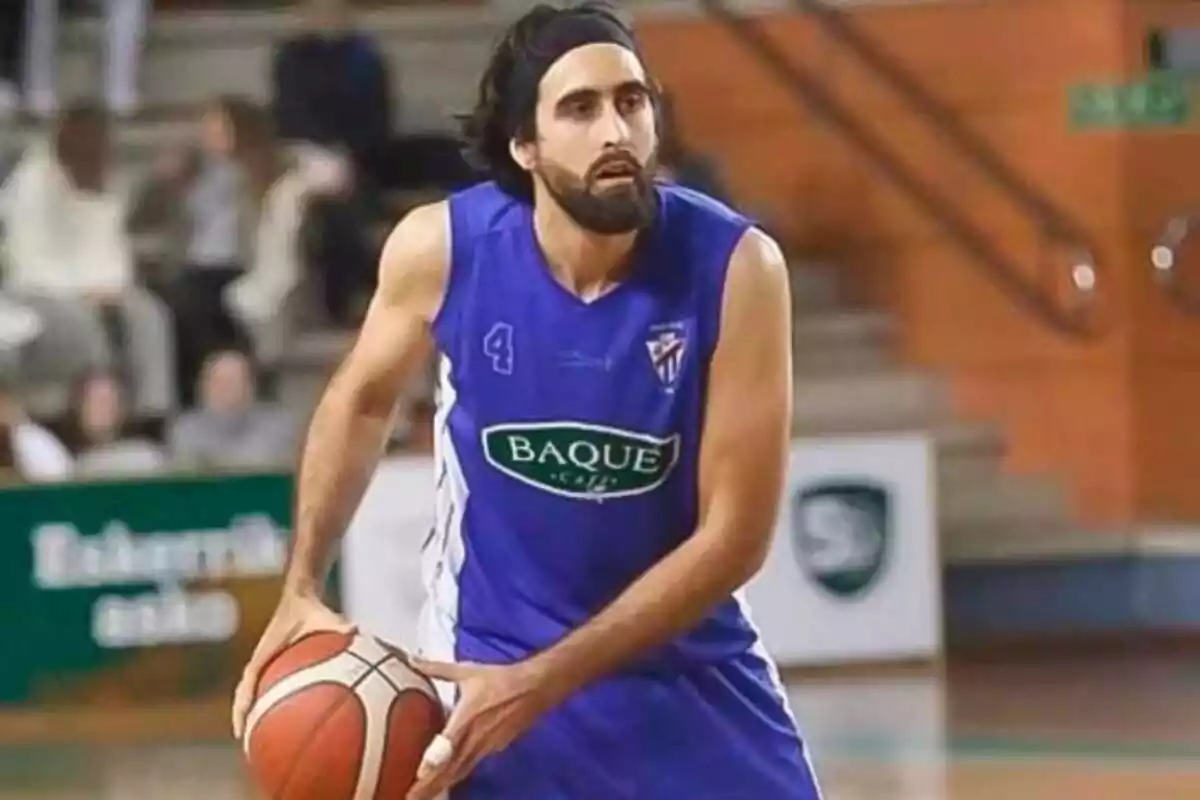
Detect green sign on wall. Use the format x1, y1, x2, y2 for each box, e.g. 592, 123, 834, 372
1069, 76, 1190, 129
0, 473, 298, 707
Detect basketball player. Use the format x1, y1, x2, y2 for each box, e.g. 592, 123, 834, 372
232, 4, 822, 798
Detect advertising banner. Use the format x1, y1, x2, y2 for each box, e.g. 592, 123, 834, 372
340, 456, 434, 653
0, 473, 292, 707
746, 435, 942, 666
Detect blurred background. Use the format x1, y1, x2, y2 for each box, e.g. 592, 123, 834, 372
0, 0, 1199, 797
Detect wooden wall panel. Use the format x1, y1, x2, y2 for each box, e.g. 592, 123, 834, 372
1132, 365, 1200, 518
639, 0, 1200, 524
840, 107, 1126, 245
1125, 230, 1200, 360
1124, 133, 1200, 235
639, 0, 1137, 523
952, 364, 1133, 524
641, 1, 1129, 255
825, 1, 1128, 110
856, 239, 1128, 366
1119, 1, 1200, 515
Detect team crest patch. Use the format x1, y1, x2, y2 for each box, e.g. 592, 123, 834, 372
645, 323, 688, 390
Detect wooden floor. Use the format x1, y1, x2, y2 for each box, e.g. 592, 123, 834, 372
1, 654, 1197, 798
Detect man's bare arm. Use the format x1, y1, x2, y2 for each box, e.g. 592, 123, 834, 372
526, 227, 794, 696
284, 202, 450, 597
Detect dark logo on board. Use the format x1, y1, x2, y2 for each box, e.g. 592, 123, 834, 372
791, 480, 890, 599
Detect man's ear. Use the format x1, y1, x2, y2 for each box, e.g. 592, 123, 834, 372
509, 137, 536, 172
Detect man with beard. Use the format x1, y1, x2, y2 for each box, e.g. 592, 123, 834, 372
231, 4, 821, 799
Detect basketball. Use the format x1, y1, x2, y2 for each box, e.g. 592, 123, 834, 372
242, 630, 445, 799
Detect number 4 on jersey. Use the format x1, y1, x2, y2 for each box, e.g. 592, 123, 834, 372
484, 322, 515, 375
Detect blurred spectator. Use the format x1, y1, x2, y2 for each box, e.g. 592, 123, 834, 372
0, 102, 176, 420
168, 349, 298, 472
271, 0, 478, 325
271, 0, 389, 325
0, 3, 25, 117
273, 0, 392, 185
232, 141, 347, 365
656, 91, 733, 204
132, 96, 339, 405
23, 0, 149, 118
65, 371, 166, 477
132, 95, 253, 401
0, 295, 43, 375
0, 382, 72, 483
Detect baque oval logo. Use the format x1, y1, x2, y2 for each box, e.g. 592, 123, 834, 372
791, 480, 890, 599
482, 422, 681, 500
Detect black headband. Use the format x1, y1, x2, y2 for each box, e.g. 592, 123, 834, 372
504, 11, 642, 138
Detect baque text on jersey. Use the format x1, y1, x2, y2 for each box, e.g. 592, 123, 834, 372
482, 421, 680, 501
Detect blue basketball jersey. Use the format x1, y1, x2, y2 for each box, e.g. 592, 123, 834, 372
416, 181, 821, 799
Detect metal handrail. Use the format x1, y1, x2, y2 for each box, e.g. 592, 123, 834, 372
699, 0, 1103, 337
1151, 212, 1200, 314
791, 0, 1095, 249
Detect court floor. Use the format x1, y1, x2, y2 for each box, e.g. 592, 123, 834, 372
1, 654, 1197, 798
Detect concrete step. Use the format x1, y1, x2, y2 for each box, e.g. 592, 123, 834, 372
932, 420, 1006, 461
793, 308, 892, 343
939, 469, 1068, 530
792, 309, 893, 373
941, 525, 1132, 564
55, 7, 502, 127
275, 327, 439, 424
931, 421, 1006, 482
7, 116, 187, 177
276, 369, 330, 418
793, 344, 891, 373
792, 369, 950, 433
280, 328, 356, 371
942, 523, 1200, 565
789, 262, 843, 312
274, 328, 353, 413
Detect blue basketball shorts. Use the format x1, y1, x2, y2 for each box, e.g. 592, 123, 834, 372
451, 650, 823, 799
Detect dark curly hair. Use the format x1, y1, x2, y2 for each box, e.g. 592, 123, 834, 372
461, 2, 641, 202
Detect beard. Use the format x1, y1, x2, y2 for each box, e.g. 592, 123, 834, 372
536, 151, 658, 235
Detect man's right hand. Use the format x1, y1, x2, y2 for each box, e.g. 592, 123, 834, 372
230, 590, 353, 740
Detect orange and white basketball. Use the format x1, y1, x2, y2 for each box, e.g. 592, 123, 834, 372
242, 630, 445, 799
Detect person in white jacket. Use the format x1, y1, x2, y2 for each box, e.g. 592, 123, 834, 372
130, 98, 347, 392
225, 142, 348, 365
0, 379, 72, 483
0, 103, 175, 418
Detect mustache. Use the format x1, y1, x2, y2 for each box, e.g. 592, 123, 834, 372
586, 152, 645, 182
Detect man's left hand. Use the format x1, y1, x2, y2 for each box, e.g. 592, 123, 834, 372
406, 657, 557, 800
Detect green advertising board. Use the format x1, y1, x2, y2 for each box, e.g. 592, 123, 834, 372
1068, 76, 1190, 129
0, 473, 301, 708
